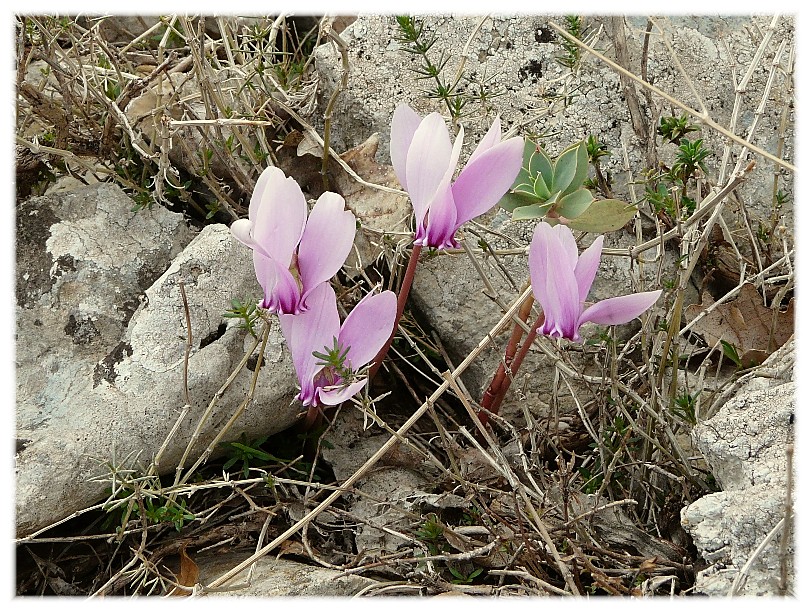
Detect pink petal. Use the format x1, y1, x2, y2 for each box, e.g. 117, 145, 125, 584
255, 250, 301, 314
406, 113, 454, 231
230, 218, 257, 250
529, 222, 580, 339
297, 192, 356, 305
423, 184, 459, 249
451, 136, 524, 228
317, 379, 368, 406
574, 235, 604, 304
552, 223, 579, 270
279, 283, 341, 397
466, 115, 502, 166
338, 290, 397, 369
390, 104, 422, 192
577, 290, 662, 328
252, 170, 307, 268
249, 167, 285, 221
252, 250, 278, 307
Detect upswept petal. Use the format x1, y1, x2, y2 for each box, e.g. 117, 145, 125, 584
577, 290, 662, 328
451, 136, 524, 228
466, 115, 502, 166
529, 223, 580, 339
406, 113, 454, 231
252, 170, 307, 268
337, 290, 397, 369
573, 235, 604, 304
230, 218, 257, 250
297, 192, 356, 304
249, 166, 285, 221
422, 184, 459, 249
390, 104, 423, 192
252, 250, 278, 308
552, 223, 580, 271
279, 282, 341, 399
317, 380, 368, 406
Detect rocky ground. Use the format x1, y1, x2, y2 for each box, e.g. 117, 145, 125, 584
14, 14, 795, 597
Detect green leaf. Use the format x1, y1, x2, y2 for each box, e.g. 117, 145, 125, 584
552, 140, 587, 194
512, 202, 553, 221
527, 140, 554, 185
556, 188, 594, 219
720, 340, 743, 368
566, 198, 638, 232
498, 190, 540, 212
512, 179, 536, 197
533, 173, 552, 200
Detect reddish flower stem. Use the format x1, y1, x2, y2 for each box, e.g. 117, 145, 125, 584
368, 243, 423, 381
477, 294, 533, 421
478, 308, 545, 428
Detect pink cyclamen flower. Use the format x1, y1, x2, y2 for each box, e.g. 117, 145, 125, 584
279, 282, 397, 407
230, 167, 356, 314
390, 104, 524, 249
529, 222, 662, 342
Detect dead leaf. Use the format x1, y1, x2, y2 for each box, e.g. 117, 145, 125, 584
335, 133, 410, 270
171, 544, 199, 596
684, 283, 794, 367
296, 131, 324, 158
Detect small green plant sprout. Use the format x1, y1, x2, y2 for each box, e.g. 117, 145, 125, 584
449, 566, 484, 584
142, 497, 195, 532
671, 389, 699, 425
556, 15, 585, 70
657, 114, 700, 146
586, 134, 611, 164
720, 339, 749, 370
221, 434, 274, 478
586, 134, 613, 197
394, 15, 466, 123
498, 139, 637, 232
415, 514, 448, 555
672, 138, 711, 184
312, 336, 358, 383
223, 297, 262, 338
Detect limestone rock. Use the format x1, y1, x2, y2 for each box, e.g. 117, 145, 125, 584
680, 340, 794, 595
15, 185, 300, 537
197, 553, 377, 596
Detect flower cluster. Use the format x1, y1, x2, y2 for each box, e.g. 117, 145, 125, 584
231, 167, 396, 408
390, 105, 524, 249
230, 107, 663, 415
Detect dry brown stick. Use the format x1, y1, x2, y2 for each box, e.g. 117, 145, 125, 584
608, 17, 648, 144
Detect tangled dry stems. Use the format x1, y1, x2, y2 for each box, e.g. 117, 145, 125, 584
15, 14, 794, 597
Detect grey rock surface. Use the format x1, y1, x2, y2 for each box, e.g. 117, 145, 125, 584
680, 339, 794, 596
15, 185, 300, 537
196, 553, 377, 596
313, 15, 793, 227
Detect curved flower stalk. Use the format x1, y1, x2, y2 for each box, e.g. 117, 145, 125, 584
390, 104, 524, 249
230, 167, 356, 314
529, 222, 662, 342
279, 282, 397, 408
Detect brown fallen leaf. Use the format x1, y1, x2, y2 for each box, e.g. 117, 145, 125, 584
335, 134, 411, 270
684, 283, 794, 367
171, 544, 199, 596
